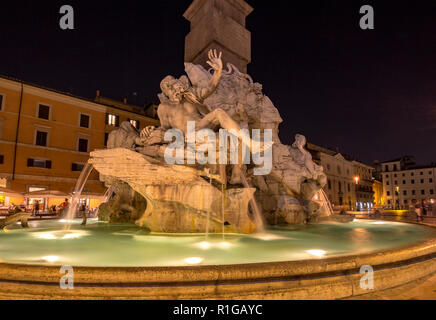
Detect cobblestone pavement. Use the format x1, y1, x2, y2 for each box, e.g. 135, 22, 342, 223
348, 272, 436, 300
347, 211, 436, 300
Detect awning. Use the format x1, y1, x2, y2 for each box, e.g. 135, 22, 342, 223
24, 190, 70, 198
0, 187, 24, 198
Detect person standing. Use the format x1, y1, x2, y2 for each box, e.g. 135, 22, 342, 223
79, 202, 87, 225
32, 200, 40, 217
421, 200, 428, 217
415, 204, 423, 223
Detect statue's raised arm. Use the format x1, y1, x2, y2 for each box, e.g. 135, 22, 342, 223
193, 49, 223, 102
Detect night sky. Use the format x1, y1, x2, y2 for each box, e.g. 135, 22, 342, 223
0, 0, 435, 165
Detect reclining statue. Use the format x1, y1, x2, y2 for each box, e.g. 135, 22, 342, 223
141, 49, 270, 155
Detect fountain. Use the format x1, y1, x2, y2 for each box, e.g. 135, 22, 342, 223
64, 163, 94, 228
0, 51, 435, 300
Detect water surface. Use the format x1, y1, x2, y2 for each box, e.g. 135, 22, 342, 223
0, 219, 434, 267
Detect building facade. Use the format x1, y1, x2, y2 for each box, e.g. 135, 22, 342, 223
308, 143, 356, 210
0, 76, 159, 211
307, 143, 375, 211
352, 160, 375, 210
381, 156, 436, 209
373, 179, 384, 207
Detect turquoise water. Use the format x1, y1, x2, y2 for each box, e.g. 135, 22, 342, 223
0, 219, 434, 267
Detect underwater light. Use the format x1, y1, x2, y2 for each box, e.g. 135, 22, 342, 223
217, 241, 233, 249
35, 231, 87, 240
42, 256, 59, 263
185, 257, 204, 265
371, 221, 386, 225
59, 219, 74, 223
306, 249, 326, 257
195, 241, 212, 250
62, 232, 83, 239
37, 233, 57, 240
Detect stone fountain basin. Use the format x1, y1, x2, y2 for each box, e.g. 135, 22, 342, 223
0, 220, 435, 299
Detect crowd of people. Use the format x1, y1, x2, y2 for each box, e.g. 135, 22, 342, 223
6, 198, 97, 219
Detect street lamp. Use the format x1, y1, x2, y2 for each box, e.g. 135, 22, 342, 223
395, 186, 400, 210
354, 176, 360, 210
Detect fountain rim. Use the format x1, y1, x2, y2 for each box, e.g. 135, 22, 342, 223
0, 222, 435, 285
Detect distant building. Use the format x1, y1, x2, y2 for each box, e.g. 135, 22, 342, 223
307, 143, 375, 211
373, 179, 384, 207
352, 160, 375, 211
380, 156, 436, 209
0, 76, 159, 211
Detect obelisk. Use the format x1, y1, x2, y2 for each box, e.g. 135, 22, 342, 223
183, 0, 253, 73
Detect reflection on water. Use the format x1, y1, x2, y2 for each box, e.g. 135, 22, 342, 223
349, 227, 371, 244
0, 219, 434, 267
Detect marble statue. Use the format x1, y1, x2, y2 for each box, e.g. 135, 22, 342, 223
141, 49, 269, 155
107, 121, 143, 149
0, 211, 30, 230
89, 50, 338, 233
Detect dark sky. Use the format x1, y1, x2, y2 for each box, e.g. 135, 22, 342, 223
0, 0, 435, 165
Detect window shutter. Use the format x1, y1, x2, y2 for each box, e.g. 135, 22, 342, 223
105, 113, 109, 125
46, 160, 52, 169
115, 115, 120, 127
27, 158, 34, 167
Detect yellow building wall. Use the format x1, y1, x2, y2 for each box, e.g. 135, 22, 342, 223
1, 77, 160, 210
373, 180, 384, 207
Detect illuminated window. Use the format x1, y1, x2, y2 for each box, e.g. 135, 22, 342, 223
28, 186, 47, 192
106, 114, 119, 126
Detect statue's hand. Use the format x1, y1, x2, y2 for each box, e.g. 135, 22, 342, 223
140, 126, 156, 142
206, 49, 223, 72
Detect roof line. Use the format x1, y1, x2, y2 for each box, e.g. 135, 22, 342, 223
0, 74, 158, 120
